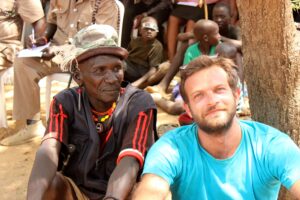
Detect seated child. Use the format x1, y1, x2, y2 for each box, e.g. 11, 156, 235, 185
124, 16, 165, 89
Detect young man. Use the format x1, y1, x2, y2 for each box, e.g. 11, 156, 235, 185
1, 0, 119, 145
125, 17, 165, 89
27, 24, 157, 200
133, 56, 300, 199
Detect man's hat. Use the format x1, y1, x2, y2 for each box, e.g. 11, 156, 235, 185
60, 24, 128, 71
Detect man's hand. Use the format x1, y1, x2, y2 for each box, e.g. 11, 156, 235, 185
26, 35, 48, 49
134, 13, 146, 29
41, 47, 55, 60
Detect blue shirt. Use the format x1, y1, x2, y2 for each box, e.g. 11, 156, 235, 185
142, 121, 300, 200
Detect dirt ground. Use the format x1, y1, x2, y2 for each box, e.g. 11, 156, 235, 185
0, 81, 179, 200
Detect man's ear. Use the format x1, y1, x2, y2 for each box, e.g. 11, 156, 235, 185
203, 34, 209, 42
183, 102, 193, 119
72, 69, 83, 86
234, 87, 241, 107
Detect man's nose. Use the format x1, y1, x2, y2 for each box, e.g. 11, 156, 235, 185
104, 70, 118, 83
206, 92, 219, 105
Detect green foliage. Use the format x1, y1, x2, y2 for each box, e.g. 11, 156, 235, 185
292, 0, 300, 10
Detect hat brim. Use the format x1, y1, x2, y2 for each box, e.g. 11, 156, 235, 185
76, 46, 128, 64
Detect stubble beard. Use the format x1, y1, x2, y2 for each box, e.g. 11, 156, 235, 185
191, 105, 236, 135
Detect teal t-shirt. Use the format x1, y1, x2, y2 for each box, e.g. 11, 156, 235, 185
142, 121, 300, 200
183, 42, 217, 65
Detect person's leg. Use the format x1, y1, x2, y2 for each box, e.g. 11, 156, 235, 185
147, 61, 170, 85
158, 40, 190, 92
0, 57, 61, 145
151, 93, 184, 115
167, 15, 184, 61
13, 57, 60, 121
43, 173, 81, 200
185, 20, 195, 33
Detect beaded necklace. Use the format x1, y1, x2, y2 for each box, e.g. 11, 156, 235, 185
92, 102, 116, 133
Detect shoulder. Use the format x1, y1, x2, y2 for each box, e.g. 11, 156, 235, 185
228, 25, 241, 40
121, 83, 156, 111
240, 120, 293, 149
186, 42, 199, 51
156, 124, 197, 149
153, 39, 163, 48
54, 87, 79, 102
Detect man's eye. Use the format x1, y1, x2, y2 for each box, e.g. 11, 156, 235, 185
193, 93, 203, 100
93, 68, 104, 74
216, 87, 226, 93
113, 66, 121, 72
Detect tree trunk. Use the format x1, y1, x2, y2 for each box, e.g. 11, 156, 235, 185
236, 0, 300, 199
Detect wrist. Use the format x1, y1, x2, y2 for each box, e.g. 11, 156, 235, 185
41, 36, 48, 44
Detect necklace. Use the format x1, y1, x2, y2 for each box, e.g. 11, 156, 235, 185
92, 102, 116, 133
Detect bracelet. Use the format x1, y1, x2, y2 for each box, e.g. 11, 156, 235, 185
103, 196, 119, 200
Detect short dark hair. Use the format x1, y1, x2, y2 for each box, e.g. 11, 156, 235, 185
213, 2, 231, 15
180, 55, 239, 102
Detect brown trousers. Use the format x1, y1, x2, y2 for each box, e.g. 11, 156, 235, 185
13, 56, 61, 120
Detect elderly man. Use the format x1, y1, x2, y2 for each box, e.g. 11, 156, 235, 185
27, 24, 157, 200
133, 56, 300, 199
0, 0, 119, 145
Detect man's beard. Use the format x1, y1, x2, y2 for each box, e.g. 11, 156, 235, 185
190, 104, 236, 135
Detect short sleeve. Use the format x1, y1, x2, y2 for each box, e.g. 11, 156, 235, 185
117, 109, 155, 169
183, 44, 197, 65
42, 98, 69, 145
265, 133, 300, 189
148, 41, 164, 68
142, 134, 181, 186
18, 0, 44, 23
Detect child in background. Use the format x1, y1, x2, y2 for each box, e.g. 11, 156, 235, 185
124, 17, 165, 89
183, 19, 221, 65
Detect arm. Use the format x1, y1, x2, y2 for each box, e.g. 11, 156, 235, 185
132, 174, 170, 200
221, 36, 242, 52
104, 157, 140, 200
229, 0, 238, 25
132, 66, 157, 88
290, 180, 300, 199
27, 138, 61, 200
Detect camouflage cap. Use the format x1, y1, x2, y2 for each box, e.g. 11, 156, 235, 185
60, 24, 128, 72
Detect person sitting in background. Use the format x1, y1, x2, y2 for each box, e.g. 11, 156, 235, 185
121, 0, 172, 48
167, 0, 221, 61
0, 0, 119, 146
183, 19, 221, 64
125, 17, 166, 89
27, 24, 157, 200
146, 2, 241, 95
0, 0, 45, 73
133, 56, 300, 200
